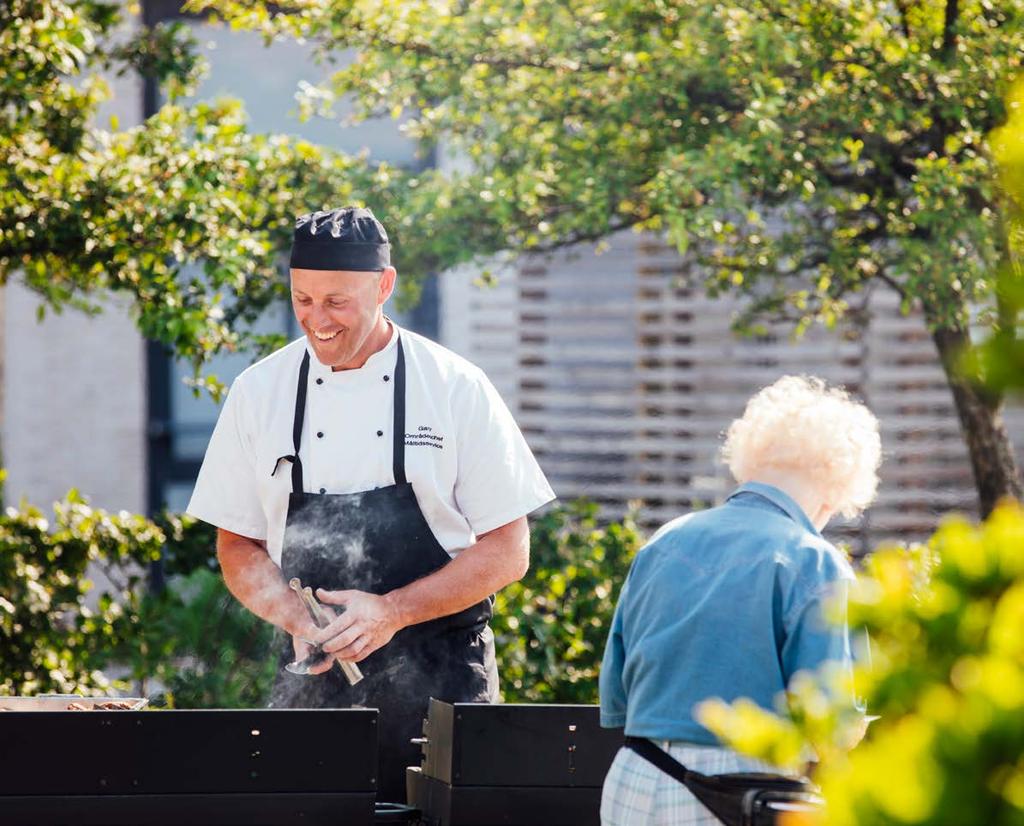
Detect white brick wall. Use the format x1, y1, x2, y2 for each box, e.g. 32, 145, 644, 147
2, 285, 147, 514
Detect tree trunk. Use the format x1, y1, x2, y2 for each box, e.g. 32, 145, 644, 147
932, 324, 1023, 517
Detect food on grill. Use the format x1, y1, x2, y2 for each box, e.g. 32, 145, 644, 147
0, 696, 148, 711
66, 700, 136, 710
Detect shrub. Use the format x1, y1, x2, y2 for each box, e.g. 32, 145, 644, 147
0, 488, 162, 695
494, 500, 645, 703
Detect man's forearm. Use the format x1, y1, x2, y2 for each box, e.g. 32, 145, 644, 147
383, 517, 530, 628
216, 528, 314, 638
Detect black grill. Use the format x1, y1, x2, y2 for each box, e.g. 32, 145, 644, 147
407, 699, 623, 825
0, 708, 378, 825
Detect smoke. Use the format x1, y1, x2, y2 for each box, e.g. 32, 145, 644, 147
338, 534, 368, 568
281, 495, 384, 591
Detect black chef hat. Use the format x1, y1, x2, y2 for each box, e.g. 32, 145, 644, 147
289, 206, 391, 271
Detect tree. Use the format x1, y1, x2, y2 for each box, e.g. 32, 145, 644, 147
0, 0, 397, 391
202, 0, 1024, 515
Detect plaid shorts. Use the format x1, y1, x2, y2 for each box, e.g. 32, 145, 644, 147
600, 741, 780, 826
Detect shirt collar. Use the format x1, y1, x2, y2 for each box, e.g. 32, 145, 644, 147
304, 319, 399, 380
725, 481, 821, 536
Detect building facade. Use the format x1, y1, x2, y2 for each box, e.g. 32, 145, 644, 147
442, 231, 1024, 551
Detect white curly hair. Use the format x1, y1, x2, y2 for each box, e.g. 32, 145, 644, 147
721, 375, 882, 518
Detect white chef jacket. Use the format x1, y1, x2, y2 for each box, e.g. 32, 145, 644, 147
186, 323, 556, 566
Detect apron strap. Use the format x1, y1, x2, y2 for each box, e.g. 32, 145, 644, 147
287, 326, 407, 495
291, 350, 311, 493
393, 334, 407, 486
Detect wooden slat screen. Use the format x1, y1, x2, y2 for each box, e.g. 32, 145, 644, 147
440, 232, 1024, 551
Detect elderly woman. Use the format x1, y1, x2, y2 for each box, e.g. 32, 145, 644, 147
599, 375, 880, 825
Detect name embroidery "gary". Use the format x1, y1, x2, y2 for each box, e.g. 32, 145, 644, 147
406, 425, 444, 450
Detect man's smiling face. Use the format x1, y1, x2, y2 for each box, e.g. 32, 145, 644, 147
290, 267, 396, 369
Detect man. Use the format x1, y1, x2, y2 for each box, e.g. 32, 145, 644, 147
187, 206, 555, 802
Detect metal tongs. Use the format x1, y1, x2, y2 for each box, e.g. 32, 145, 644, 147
285, 577, 364, 686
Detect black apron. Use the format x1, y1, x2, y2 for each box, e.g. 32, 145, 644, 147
268, 332, 498, 803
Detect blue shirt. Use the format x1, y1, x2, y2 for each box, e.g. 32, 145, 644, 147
599, 482, 857, 744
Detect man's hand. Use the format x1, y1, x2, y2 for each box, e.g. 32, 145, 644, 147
289, 633, 335, 676
315, 589, 403, 663
217, 529, 343, 674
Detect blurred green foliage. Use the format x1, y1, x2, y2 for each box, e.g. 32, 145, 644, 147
125, 514, 278, 709
969, 79, 1024, 396
701, 503, 1024, 825
495, 500, 645, 702
0, 484, 163, 696
126, 568, 277, 709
